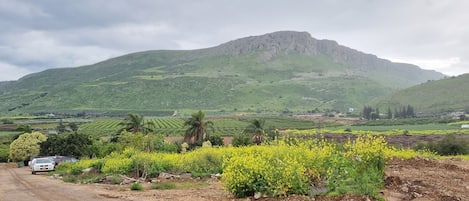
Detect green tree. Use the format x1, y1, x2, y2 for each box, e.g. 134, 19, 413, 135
362, 106, 372, 120
9, 132, 47, 163
40, 133, 93, 157
460, 114, 466, 121
0, 144, 9, 162
118, 113, 155, 135
406, 105, 415, 118
57, 121, 66, 133
243, 118, 266, 145
387, 107, 393, 119
16, 124, 32, 133
69, 122, 79, 133
183, 110, 214, 144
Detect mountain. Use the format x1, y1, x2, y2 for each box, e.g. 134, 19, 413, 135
373, 74, 469, 114
0, 31, 445, 115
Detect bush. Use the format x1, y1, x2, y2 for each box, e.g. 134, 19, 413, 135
152, 181, 177, 190
159, 142, 179, 153
207, 135, 224, 146
180, 148, 224, 177
232, 133, 253, 147
109, 175, 124, 184
414, 135, 469, 155
102, 157, 134, 174
0, 144, 9, 162
63, 176, 78, 183
130, 182, 144, 191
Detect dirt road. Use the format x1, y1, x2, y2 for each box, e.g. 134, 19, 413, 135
0, 164, 233, 201
0, 165, 124, 201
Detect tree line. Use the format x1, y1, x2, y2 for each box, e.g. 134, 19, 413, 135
7, 111, 276, 164
362, 105, 416, 120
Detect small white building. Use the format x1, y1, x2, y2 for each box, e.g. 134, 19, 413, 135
461, 124, 469, 129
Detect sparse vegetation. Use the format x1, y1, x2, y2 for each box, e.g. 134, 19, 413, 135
130, 182, 144, 191
414, 135, 469, 155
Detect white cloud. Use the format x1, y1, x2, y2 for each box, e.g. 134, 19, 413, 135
0, 62, 32, 81
387, 57, 464, 75
0, 30, 122, 70
1, 0, 469, 81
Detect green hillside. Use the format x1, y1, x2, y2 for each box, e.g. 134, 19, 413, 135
0, 31, 444, 116
373, 74, 469, 114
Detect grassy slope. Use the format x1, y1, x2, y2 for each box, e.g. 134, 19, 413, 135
373, 74, 469, 114
0, 46, 444, 115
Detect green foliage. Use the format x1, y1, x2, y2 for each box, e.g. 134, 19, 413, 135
0, 144, 10, 162
152, 182, 177, 190
118, 113, 155, 135
40, 132, 93, 157
9, 132, 47, 162
356, 117, 458, 126
15, 124, 32, 133
130, 182, 144, 191
232, 133, 253, 147
374, 74, 469, 113
58, 135, 433, 198
116, 132, 174, 153
243, 119, 265, 145
0, 39, 444, 115
184, 110, 214, 144
180, 148, 224, 177
207, 134, 224, 146
109, 175, 124, 184
63, 176, 78, 183
414, 135, 469, 155
102, 157, 134, 174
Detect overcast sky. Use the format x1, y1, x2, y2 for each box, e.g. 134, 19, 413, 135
1, 0, 468, 81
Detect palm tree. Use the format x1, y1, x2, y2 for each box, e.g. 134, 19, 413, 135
244, 118, 265, 145
118, 113, 155, 134
184, 110, 214, 144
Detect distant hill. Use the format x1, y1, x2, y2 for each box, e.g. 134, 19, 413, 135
373, 74, 469, 115
0, 31, 444, 115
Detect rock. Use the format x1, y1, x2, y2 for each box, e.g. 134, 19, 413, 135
158, 172, 179, 179
210, 173, 221, 179
180, 173, 192, 179
81, 167, 95, 174
254, 192, 262, 200
401, 186, 409, 192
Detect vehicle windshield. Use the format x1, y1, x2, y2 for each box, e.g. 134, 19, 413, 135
35, 159, 52, 163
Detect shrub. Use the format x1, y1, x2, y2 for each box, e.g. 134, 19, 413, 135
414, 135, 469, 155
159, 142, 179, 153
109, 175, 124, 184
180, 148, 224, 177
223, 146, 310, 197
232, 133, 253, 147
130, 182, 144, 191
102, 157, 133, 174
63, 176, 78, 183
152, 181, 177, 190
207, 135, 224, 146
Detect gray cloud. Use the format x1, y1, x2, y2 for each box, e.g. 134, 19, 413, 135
1, 0, 468, 81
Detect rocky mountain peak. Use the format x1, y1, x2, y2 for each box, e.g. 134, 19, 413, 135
212, 31, 320, 56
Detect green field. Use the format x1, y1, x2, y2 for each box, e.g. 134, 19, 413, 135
77, 116, 318, 137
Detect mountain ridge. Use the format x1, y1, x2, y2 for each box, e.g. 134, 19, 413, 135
0, 31, 447, 115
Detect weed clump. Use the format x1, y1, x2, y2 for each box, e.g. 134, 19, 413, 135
414, 135, 469, 155
130, 182, 144, 191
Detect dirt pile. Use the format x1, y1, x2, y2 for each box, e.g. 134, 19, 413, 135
384, 157, 469, 201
